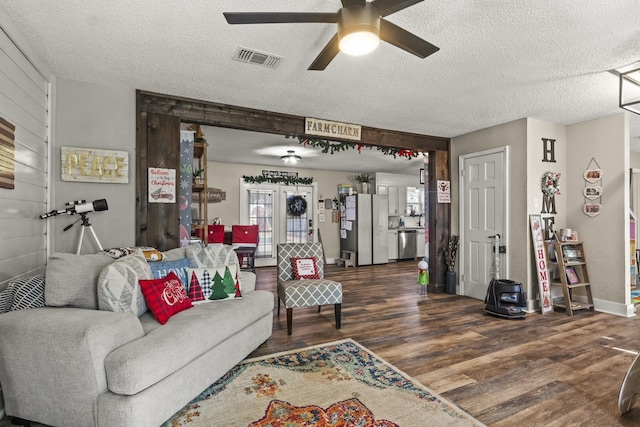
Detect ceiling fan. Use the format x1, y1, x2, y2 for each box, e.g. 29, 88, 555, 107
223, 0, 439, 70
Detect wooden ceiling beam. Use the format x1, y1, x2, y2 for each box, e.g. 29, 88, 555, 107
138, 90, 449, 152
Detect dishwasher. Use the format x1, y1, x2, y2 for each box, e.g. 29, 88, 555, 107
398, 229, 417, 259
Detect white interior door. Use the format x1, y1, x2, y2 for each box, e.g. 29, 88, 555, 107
460, 147, 507, 300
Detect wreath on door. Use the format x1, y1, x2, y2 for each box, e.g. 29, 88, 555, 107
287, 195, 308, 216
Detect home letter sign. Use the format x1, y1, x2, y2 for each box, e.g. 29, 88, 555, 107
530, 214, 553, 314
542, 138, 556, 163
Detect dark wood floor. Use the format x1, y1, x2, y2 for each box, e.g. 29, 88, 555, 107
250, 260, 640, 427
3, 261, 640, 427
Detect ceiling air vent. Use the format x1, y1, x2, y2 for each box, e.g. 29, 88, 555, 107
233, 47, 282, 69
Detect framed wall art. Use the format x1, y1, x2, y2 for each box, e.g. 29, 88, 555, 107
584, 169, 603, 183
565, 266, 580, 284
583, 186, 602, 200
583, 158, 603, 217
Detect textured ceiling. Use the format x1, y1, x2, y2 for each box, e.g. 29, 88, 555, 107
2, 0, 640, 173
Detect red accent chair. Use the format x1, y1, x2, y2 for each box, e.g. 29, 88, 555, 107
208, 224, 225, 243
232, 225, 259, 273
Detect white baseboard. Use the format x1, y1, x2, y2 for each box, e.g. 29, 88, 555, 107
593, 298, 636, 318
526, 297, 635, 317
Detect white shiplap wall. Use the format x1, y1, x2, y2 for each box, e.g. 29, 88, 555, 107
0, 9, 52, 418
0, 13, 52, 291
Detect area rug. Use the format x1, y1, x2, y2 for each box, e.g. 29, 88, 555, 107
163, 339, 484, 427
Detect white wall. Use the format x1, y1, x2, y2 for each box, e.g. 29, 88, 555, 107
451, 115, 631, 315
0, 5, 53, 418
526, 119, 567, 304
451, 119, 528, 290
0, 6, 51, 290
567, 113, 631, 315
51, 79, 136, 253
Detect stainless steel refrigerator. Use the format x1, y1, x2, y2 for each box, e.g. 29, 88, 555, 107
340, 194, 389, 265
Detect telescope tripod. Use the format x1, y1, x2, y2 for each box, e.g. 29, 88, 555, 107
65, 213, 104, 255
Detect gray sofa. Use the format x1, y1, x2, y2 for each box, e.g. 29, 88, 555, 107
0, 245, 274, 427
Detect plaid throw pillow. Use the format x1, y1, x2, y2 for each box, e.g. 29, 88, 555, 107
292, 257, 320, 280
139, 272, 192, 325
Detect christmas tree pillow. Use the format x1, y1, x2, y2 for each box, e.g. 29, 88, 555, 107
185, 265, 243, 303
138, 272, 192, 325
292, 257, 320, 280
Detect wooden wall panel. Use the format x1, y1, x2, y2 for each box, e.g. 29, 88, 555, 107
427, 149, 450, 292
137, 112, 180, 251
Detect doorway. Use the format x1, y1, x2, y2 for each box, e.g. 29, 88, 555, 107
135, 91, 449, 273
459, 146, 508, 300
240, 181, 317, 267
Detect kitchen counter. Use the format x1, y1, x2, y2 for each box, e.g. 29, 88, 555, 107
389, 226, 425, 230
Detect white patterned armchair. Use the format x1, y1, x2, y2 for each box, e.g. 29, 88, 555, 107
276, 243, 343, 335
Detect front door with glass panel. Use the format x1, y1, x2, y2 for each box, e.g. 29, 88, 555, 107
247, 189, 275, 259
281, 186, 314, 244
242, 182, 316, 267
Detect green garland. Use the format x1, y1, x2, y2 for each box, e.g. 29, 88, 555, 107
243, 175, 313, 185
298, 137, 420, 159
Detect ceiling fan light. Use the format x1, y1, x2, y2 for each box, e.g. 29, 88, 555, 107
281, 150, 301, 165
339, 30, 379, 56
337, 4, 381, 57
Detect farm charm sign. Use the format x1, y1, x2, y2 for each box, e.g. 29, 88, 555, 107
61, 146, 128, 183
305, 117, 361, 141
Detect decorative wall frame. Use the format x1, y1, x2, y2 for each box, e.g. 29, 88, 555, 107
0, 116, 16, 189
583, 203, 602, 217
584, 169, 603, 183
583, 158, 602, 217
583, 186, 602, 200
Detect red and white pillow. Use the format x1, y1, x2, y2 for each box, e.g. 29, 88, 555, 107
139, 272, 193, 325
292, 257, 320, 280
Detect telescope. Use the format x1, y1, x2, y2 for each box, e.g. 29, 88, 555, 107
40, 199, 108, 219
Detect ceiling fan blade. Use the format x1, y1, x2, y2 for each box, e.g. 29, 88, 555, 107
308, 33, 340, 71
379, 19, 439, 58
371, 0, 424, 17
224, 12, 337, 25
341, 0, 366, 7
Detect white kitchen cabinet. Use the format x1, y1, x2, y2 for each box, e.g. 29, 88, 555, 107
388, 186, 399, 215
416, 229, 426, 258
388, 229, 398, 259
378, 185, 409, 217
398, 186, 407, 215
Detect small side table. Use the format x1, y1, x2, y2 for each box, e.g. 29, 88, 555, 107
336, 250, 356, 268
234, 246, 256, 273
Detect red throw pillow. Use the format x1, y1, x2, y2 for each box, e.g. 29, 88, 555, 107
292, 257, 320, 280
139, 272, 193, 325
